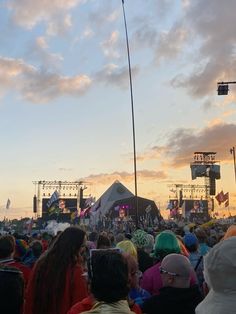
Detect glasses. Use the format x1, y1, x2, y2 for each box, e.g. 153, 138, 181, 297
159, 266, 180, 277
131, 270, 142, 278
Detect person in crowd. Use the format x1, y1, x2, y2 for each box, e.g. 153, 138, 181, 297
132, 230, 153, 273
141, 231, 197, 295
80, 250, 134, 314
142, 254, 202, 314
176, 235, 189, 258
223, 224, 236, 240
0, 264, 25, 314
25, 227, 88, 314
108, 231, 116, 247
183, 233, 204, 289
115, 233, 125, 244
22, 240, 43, 268
0, 235, 31, 287
196, 237, 236, 314
67, 251, 142, 314
14, 238, 29, 261
125, 253, 151, 308
117, 240, 138, 260
195, 228, 211, 256
88, 232, 98, 248
143, 234, 154, 255
96, 233, 111, 249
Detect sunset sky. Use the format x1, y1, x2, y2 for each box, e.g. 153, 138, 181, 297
0, 0, 236, 219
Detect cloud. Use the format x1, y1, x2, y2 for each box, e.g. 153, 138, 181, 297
155, 24, 188, 63
222, 109, 236, 117
81, 27, 94, 39
6, 0, 84, 30
27, 36, 63, 69
171, 0, 236, 98
95, 63, 139, 89
46, 14, 73, 36
80, 170, 167, 185
100, 31, 120, 59
88, 5, 120, 28
137, 122, 236, 168
0, 56, 92, 103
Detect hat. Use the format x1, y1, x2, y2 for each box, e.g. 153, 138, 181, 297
131, 230, 149, 248
153, 230, 181, 260
204, 236, 236, 292
183, 233, 198, 247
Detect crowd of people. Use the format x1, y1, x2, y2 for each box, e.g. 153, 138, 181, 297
0, 222, 236, 314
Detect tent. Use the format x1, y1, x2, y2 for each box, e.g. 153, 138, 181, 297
90, 180, 161, 223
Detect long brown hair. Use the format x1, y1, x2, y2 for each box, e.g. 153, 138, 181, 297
31, 226, 85, 314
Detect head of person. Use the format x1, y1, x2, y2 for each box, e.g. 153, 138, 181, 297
116, 240, 137, 260
143, 234, 154, 254
160, 254, 192, 289
108, 232, 115, 245
0, 265, 24, 314
115, 233, 125, 244
0, 235, 15, 259
183, 233, 199, 253
223, 225, 236, 240
131, 229, 149, 250
89, 250, 129, 303
96, 234, 111, 249
195, 228, 207, 244
153, 231, 181, 261
123, 253, 140, 289
32, 227, 86, 314
203, 236, 236, 293
31, 240, 43, 258
89, 231, 98, 243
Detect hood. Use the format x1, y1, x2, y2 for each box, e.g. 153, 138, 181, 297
204, 236, 236, 292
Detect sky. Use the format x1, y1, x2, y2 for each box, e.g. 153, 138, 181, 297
0, 0, 236, 219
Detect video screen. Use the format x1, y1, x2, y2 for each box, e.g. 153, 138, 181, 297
183, 199, 208, 218
42, 198, 78, 215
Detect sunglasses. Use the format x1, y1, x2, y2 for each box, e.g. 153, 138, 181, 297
159, 266, 180, 277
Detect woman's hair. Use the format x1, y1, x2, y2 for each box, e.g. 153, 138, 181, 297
32, 227, 86, 314
0, 235, 15, 258
116, 240, 137, 259
89, 250, 129, 303
0, 265, 24, 314
154, 231, 181, 261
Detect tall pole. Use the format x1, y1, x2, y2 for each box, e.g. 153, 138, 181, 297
121, 0, 138, 227
230, 147, 236, 183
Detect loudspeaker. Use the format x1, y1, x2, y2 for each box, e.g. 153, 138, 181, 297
33, 195, 37, 213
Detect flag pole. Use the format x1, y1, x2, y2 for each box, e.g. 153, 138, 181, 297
121, 0, 138, 228
230, 147, 236, 183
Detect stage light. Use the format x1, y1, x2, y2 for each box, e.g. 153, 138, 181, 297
217, 84, 228, 95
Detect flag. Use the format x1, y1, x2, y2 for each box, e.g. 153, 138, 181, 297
91, 199, 101, 212
223, 192, 229, 202
6, 199, 11, 209
47, 190, 59, 208
84, 196, 94, 208
224, 192, 229, 207
215, 191, 225, 205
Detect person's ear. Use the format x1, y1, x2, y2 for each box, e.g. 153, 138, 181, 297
167, 274, 175, 284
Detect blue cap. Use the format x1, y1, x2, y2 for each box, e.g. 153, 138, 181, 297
183, 233, 198, 247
